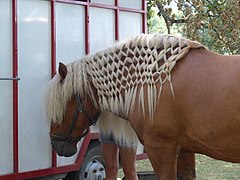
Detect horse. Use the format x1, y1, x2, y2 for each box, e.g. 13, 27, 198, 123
45, 33, 240, 179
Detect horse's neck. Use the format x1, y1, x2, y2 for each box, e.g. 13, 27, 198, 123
87, 77, 129, 120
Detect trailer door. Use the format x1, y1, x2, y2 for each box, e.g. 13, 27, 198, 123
18, 0, 52, 172
0, 0, 14, 175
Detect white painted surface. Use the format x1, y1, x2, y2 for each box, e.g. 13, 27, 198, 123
0, 0, 145, 176
18, 0, 52, 172
89, 7, 115, 53
55, 3, 85, 166
0, 0, 13, 175
56, 3, 85, 64
119, 11, 142, 41
91, 0, 114, 6
119, 0, 142, 9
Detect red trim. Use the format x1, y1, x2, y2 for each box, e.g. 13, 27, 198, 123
90, 3, 117, 10
88, 132, 100, 140
118, 7, 145, 14
142, 0, 147, 33
115, 0, 119, 41
50, 0, 57, 168
0, 132, 99, 180
51, 0, 56, 78
137, 153, 148, 161
56, 0, 87, 6
85, 3, 90, 54
75, 132, 99, 165
0, 164, 79, 180
55, 0, 145, 14
12, 0, 18, 174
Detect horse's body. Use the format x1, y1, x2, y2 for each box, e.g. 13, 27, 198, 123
130, 48, 240, 178
45, 33, 240, 179
153, 49, 240, 162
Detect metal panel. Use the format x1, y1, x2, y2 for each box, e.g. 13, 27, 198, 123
56, 3, 85, 64
119, 11, 142, 41
55, 2, 85, 166
89, 7, 115, 53
0, 0, 147, 179
0, 0, 13, 175
18, 0, 51, 172
119, 0, 142, 9
91, 0, 114, 6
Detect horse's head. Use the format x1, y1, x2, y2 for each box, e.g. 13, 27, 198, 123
46, 62, 100, 157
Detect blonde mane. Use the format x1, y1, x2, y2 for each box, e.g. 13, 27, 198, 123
85, 33, 205, 120
45, 33, 205, 147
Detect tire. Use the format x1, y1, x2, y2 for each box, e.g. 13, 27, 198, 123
78, 141, 106, 180
64, 141, 106, 180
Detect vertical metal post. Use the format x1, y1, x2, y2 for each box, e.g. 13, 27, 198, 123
85, 0, 90, 55
51, 0, 56, 78
115, 0, 119, 41
12, 0, 19, 173
51, 0, 57, 168
142, 0, 147, 33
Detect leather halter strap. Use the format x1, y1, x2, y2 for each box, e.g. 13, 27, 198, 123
50, 94, 100, 143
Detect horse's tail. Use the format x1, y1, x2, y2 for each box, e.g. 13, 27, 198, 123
97, 111, 139, 149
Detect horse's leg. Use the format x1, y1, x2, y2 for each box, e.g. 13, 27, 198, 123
145, 141, 178, 180
177, 153, 196, 180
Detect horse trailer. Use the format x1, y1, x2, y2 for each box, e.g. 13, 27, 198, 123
0, 0, 147, 179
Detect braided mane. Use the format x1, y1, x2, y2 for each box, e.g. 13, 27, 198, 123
45, 33, 205, 123
84, 33, 205, 120
45, 33, 205, 147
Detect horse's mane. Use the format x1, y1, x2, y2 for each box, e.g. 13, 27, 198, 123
84, 33, 205, 120
45, 33, 205, 146
45, 33, 205, 123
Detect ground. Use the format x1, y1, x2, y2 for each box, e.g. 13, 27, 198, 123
118, 154, 240, 179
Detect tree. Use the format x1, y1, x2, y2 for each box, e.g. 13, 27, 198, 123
148, 0, 240, 54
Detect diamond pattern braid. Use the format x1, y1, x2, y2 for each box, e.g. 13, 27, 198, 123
85, 33, 205, 119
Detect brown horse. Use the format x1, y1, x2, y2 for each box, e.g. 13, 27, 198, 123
45, 33, 240, 179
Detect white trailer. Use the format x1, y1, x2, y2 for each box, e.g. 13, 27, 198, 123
0, 0, 147, 179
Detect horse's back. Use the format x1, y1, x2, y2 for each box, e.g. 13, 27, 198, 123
164, 48, 240, 161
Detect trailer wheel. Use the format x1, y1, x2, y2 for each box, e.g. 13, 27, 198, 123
64, 141, 106, 180
78, 141, 106, 180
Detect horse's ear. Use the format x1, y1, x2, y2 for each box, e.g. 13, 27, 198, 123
58, 62, 67, 81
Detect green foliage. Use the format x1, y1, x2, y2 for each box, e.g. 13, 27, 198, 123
147, 6, 168, 33
148, 0, 240, 54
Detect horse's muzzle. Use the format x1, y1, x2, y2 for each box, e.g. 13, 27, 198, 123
51, 140, 77, 157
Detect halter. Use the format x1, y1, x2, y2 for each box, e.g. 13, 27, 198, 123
50, 94, 100, 143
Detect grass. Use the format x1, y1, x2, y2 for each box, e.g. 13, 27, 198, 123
118, 154, 240, 179
195, 154, 240, 180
